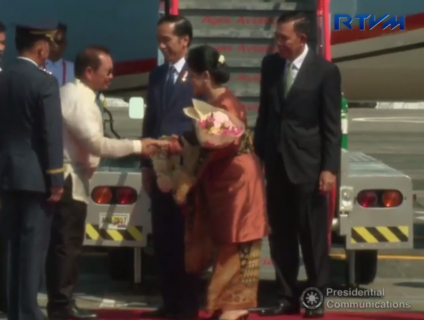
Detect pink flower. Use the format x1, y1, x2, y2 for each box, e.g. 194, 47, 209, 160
198, 111, 243, 137
210, 111, 229, 126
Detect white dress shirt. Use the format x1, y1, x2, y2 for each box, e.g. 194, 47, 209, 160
61, 79, 142, 203
46, 58, 75, 86
284, 45, 309, 81
169, 57, 186, 83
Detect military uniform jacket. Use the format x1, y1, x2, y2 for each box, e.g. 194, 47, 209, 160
0, 57, 64, 192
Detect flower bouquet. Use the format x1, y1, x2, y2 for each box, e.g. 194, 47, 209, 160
151, 100, 245, 203
151, 134, 200, 204
150, 135, 182, 193
183, 99, 245, 149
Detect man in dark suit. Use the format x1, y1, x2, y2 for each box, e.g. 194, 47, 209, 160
140, 15, 198, 319
254, 12, 341, 318
0, 22, 64, 320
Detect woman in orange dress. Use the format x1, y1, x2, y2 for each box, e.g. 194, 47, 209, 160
168, 45, 268, 320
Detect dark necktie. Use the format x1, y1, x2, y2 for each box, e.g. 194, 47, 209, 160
164, 65, 176, 103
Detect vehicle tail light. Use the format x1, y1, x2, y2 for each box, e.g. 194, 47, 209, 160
356, 189, 403, 208
382, 190, 402, 207
117, 187, 137, 205
92, 187, 112, 204
357, 190, 378, 208
91, 186, 137, 205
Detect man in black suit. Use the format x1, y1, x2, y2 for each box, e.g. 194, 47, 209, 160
0, 22, 64, 320
140, 15, 198, 319
254, 12, 341, 318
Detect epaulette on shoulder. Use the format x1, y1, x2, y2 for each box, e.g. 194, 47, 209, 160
39, 67, 52, 75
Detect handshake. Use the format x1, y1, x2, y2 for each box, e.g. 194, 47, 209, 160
139, 138, 170, 157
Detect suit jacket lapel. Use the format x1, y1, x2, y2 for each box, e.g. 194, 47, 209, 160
158, 65, 169, 111
272, 58, 286, 113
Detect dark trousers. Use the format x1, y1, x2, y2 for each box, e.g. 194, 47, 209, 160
151, 183, 198, 314
265, 150, 329, 300
45, 177, 86, 312
0, 190, 54, 320
0, 223, 8, 312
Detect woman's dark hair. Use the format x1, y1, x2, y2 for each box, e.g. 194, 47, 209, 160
186, 45, 230, 85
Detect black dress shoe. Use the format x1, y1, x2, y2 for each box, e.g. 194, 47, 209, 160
304, 305, 324, 318
49, 305, 98, 320
257, 299, 301, 316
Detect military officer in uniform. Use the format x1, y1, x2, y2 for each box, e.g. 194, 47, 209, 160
0, 20, 7, 314
0, 22, 64, 320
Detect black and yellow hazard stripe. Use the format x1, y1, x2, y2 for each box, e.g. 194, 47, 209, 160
85, 224, 142, 242
351, 226, 409, 244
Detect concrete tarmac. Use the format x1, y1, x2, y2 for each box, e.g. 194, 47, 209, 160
348, 109, 424, 193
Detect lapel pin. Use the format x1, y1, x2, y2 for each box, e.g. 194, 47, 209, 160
181, 71, 188, 82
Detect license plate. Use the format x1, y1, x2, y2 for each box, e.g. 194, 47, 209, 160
99, 213, 129, 230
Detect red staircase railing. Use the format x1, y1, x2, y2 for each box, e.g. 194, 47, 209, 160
160, 0, 179, 16
318, 0, 337, 249
170, 0, 179, 15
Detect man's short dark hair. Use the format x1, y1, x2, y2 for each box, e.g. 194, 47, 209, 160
157, 15, 193, 46
57, 22, 67, 34
0, 21, 6, 33
277, 12, 310, 36
74, 45, 110, 78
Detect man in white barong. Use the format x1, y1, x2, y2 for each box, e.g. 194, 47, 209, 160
44, 45, 167, 320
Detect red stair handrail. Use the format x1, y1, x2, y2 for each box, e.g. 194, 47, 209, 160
170, 0, 179, 15
318, 0, 337, 249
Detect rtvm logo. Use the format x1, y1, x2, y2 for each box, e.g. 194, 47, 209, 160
334, 14, 406, 31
